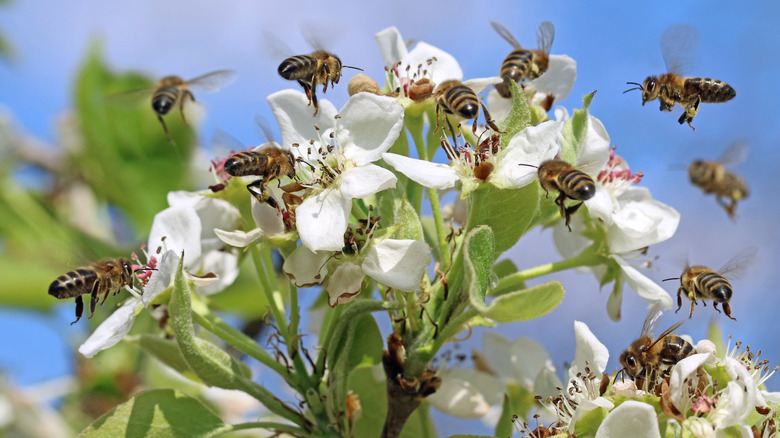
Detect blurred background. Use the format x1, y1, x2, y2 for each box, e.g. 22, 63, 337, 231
0, 0, 778, 436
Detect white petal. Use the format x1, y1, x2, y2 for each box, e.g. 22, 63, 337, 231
570, 321, 609, 381
607, 187, 680, 253
142, 250, 180, 306
375, 27, 408, 67
711, 381, 750, 428
340, 164, 397, 199
195, 197, 242, 253
337, 93, 404, 166
583, 187, 614, 225
78, 299, 141, 358
528, 54, 577, 105
552, 214, 591, 259
481, 332, 514, 378
148, 205, 202, 268
214, 227, 264, 248
569, 397, 615, 434
382, 153, 459, 190
613, 255, 674, 309
576, 115, 611, 176
720, 357, 757, 423
669, 353, 711, 412
427, 369, 503, 419
193, 250, 238, 295
507, 338, 556, 389
325, 262, 365, 306
166, 190, 202, 208
695, 340, 718, 365
267, 89, 338, 149
251, 198, 285, 237
486, 88, 512, 123
406, 42, 462, 85
462, 76, 504, 95
491, 120, 562, 189
362, 239, 431, 292
595, 400, 660, 438
296, 189, 351, 252
606, 278, 624, 322
534, 366, 564, 400
282, 245, 331, 287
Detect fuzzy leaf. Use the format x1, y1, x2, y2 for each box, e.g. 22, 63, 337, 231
466, 183, 539, 256
494, 395, 514, 437
377, 189, 425, 242
465, 226, 497, 313
126, 335, 198, 381
573, 406, 608, 437
79, 389, 225, 438
498, 80, 532, 148
345, 314, 384, 371
560, 91, 595, 164
485, 281, 565, 323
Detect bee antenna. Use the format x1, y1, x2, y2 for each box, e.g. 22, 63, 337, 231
517, 163, 538, 169
134, 268, 158, 273
661, 277, 679, 282
623, 82, 643, 94
613, 368, 626, 385
343, 65, 364, 71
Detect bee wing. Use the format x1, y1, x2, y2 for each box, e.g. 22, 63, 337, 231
716, 141, 748, 166
462, 77, 504, 95
490, 21, 522, 49
212, 127, 248, 156
185, 70, 237, 93
254, 114, 279, 145
536, 21, 555, 54
640, 304, 664, 338
648, 319, 686, 349
659, 24, 698, 75
105, 86, 156, 109
717, 247, 757, 279
262, 30, 296, 60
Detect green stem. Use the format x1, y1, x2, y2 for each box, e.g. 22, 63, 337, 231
315, 304, 344, 380
430, 308, 479, 355
250, 245, 288, 339
288, 284, 300, 351
494, 245, 602, 296
211, 422, 308, 437
191, 310, 295, 388
416, 403, 437, 438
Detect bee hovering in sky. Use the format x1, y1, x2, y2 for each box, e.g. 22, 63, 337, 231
526, 159, 596, 231
110, 70, 236, 141
688, 142, 749, 219
48, 257, 136, 324
618, 304, 696, 389
624, 24, 736, 130
664, 247, 757, 321
490, 21, 555, 98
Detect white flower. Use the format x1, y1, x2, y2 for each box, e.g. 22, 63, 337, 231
594, 400, 661, 438
268, 90, 404, 252
215, 196, 287, 248
283, 237, 431, 306
383, 118, 563, 196
487, 54, 578, 120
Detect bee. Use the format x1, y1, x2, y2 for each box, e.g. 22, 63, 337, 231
535, 159, 596, 231
624, 25, 735, 130
490, 21, 555, 98
688, 142, 749, 219
434, 80, 501, 135
224, 146, 299, 210
278, 51, 361, 116
664, 248, 756, 321
110, 70, 237, 140
48, 257, 135, 325
618, 305, 695, 388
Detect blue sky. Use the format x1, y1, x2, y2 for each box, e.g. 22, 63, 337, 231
1, 0, 778, 435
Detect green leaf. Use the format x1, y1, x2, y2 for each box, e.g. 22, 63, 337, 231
484, 281, 565, 323
560, 91, 596, 164
465, 183, 539, 256
464, 226, 496, 314
572, 406, 608, 438
494, 395, 514, 437
377, 189, 425, 242
126, 335, 199, 382
498, 80, 532, 147
345, 314, 384, 371
79, 389, 225, 438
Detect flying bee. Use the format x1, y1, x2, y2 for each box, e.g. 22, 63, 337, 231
623, 24, 735, 130
490, 21, 555, 98
618, 305, 695, 389
434, 79, 502, 136
110, 70, 237, 140
524, 159, 596, 231
688, 142, 749, 219
278, 51, 362, 116
48, 257, 135, 325
664, 247, 756, 321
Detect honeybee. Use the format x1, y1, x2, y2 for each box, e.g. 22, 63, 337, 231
48, 257, 135, 325
110, 70, 237, 140
224, 146, 298, 210
535, 159, 596, 231
688, 142, 749, 219
623, 25, 735, 130
435, 80, 501, 135
618, 305, 695, 388
278, 51, 361, 116
490, 21, 555, 98
664, 247, 756, 321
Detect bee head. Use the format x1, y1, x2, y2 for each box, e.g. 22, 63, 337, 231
618, 349, 640, 379
687, 160, 710, 185
641, 76, 660, 105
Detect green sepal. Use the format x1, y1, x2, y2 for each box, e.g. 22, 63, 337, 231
572, 406, 608, 437
498, 80, 532, 148
559, 91, 596, 164
465, 182, 539, 257
378, 189, 425, 242
494, 395, 514, 437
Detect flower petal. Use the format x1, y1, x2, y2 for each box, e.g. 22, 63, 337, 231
608, 187, 680, 253
595, 400, 661, 438
613, 254, 674, 309
576, 115, 611, 176
462, 76, 504, 95
148, 205, 202, 268
214, 227, 264, 248
406, 42, 462, 85
669, 353, 711, 411
382, 153, 459, 190
195, 197, 242, 253
491, 120, 562, 189
507, 338, 557, 389
529, 54, 577, 105
375, 27, 408, 67
487, 88, 512, 123
78, 299, 141, 358
584, 187, 614, 225
340, 164, 397, 199
296, 188, 351, 252
325, 262, 365, 306
570, 321, 609, 381
193, 250, 238, 295
337, 93, 404, 166
361, 239, 431, 292
268, 89, 338, 150
143, 250, 180, 306
282, 245, 330, 287
427, 369, 503, 419
251, 199, 285, 237
569, 397, 615, 434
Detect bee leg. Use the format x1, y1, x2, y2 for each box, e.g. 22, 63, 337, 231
157, 115, 171, 137
675, 288, 683, 313
71, 296, 84, 325
679, 97, 700, 131
563, 201, 584, 232
89, 278, 101, 318
298, 80, 313, 105
179, 90, 193, 126
310, 86, 320, 117
688, 298, 696, 319
722, 302, 737, 321
480, 101, 505, 134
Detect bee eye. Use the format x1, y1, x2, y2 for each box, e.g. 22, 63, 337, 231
647, 80, 656, 92
627, 357, 636, 367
